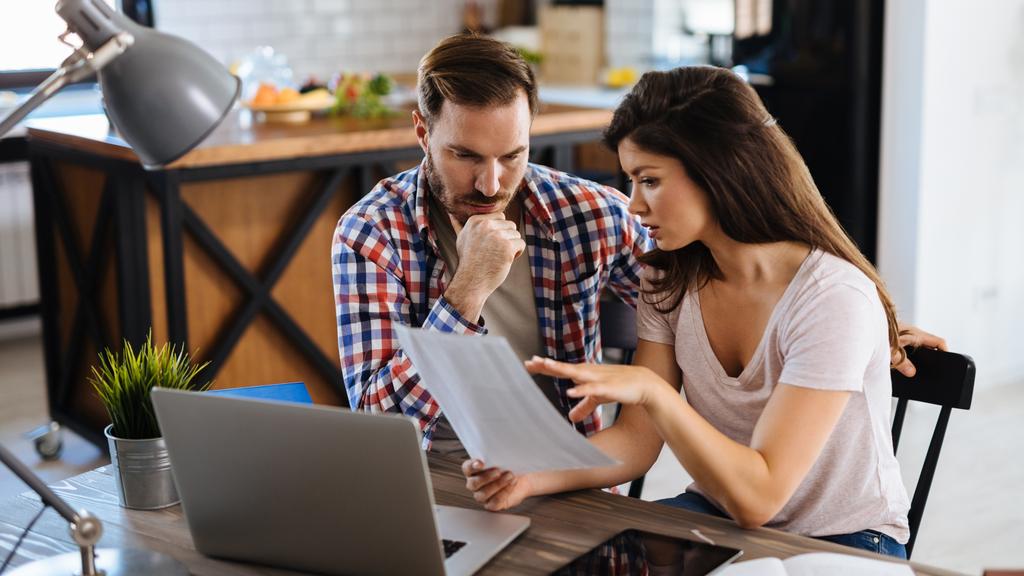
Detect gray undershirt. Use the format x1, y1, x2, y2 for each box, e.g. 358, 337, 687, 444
427, 196, 558, 456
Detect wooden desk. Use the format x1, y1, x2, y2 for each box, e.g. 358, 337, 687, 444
0, 455, 962, 575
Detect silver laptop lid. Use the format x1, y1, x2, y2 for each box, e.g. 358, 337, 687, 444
151, 388, 448, 576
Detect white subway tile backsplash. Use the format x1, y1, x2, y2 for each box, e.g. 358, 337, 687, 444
270, 0, 312, 14
331, 17, 354, 35
310, 0, 348, 14
153, 0, 648, 78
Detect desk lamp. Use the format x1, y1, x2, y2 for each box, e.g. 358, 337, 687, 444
0, 0, 237, 574
0, 0, 239, 168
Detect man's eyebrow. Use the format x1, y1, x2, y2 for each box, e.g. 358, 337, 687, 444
447, 145, 481, 155
447, 145, 527, 157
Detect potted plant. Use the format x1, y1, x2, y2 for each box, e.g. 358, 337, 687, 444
90, 333, 211, 509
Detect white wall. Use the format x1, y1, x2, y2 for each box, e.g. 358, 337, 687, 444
605, 0, 655, 69
879, 0, 1024, 389
152, 0, 495, 81
154, 0, 649, 91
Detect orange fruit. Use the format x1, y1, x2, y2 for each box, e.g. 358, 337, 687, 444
251, 82, 278, 106
276, 87, 300, 104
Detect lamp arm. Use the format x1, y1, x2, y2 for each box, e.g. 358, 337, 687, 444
0, 442, 105, 574
0, 31, 134, 138
0, 443, 80, 523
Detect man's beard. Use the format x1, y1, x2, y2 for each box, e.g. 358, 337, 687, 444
424, 150, 519, 224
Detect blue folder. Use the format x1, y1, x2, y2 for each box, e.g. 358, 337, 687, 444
205, 382, 312, 404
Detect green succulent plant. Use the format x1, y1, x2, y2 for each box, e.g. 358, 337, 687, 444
90, 332, 211, 440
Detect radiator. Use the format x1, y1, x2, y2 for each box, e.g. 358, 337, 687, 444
0, 161, 38, 309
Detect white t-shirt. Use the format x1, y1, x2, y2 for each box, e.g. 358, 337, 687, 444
637, 249, 911, 542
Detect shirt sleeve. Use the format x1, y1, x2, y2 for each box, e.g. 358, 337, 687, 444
603, 185, 653, 308
636, 275, 677, 346
778, 283, 883, 392
332, 211, 485, 447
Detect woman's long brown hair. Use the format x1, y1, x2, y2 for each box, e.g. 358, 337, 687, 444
604, 66, 905, 364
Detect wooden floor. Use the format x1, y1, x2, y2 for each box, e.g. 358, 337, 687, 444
0, 325, 108, 503
1, 327, 1021, 575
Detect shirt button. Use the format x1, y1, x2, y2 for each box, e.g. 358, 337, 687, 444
873, 536, 880, 544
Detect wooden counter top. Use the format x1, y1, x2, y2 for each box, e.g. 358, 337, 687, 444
25, 103, 613, 169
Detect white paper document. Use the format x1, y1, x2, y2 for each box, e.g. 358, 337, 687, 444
395, 325, 619, 474
719, 552, 914, 576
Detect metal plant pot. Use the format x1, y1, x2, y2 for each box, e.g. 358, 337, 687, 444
104, 425, 179, 510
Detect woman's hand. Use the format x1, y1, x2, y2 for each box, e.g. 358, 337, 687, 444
893, 324, 948, 377
524, 357, 670, 423
462, 459, 534, 511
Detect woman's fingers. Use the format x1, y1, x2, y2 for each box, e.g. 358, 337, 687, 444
568, 396, 603, 423
525, 357, 592, 380
566, 383, 599, 398
894, 325, 949, 377
892, 357, 917, 378
899, 326, 948, 351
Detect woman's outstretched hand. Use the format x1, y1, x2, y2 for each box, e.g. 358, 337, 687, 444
525, 357, 668, 422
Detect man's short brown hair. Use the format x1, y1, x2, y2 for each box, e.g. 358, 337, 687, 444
417, 34, 538, 128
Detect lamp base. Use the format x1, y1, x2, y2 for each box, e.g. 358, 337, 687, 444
7, 547, 189, 576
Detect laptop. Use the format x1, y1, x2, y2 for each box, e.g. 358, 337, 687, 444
150, 388, 530, 576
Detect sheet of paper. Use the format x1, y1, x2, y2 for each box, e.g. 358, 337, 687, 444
782, 552, 914, 576
718, 558, 788, 576
720, 553, 914, 576
395, 325, 619, 474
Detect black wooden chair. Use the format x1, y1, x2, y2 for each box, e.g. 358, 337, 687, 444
890, 346, 976, 558
598, 297, 643, 497
598, 300, 975, 557
599, 297, 638, 366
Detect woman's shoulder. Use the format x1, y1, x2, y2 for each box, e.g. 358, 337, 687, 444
800, 249, 880, 305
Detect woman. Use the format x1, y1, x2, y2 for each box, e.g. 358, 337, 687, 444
463, 66, 945, 559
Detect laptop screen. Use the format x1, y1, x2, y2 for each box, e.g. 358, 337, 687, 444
554, 529, 743, 575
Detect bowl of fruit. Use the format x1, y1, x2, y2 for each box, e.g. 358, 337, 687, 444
245, 82, 334, 123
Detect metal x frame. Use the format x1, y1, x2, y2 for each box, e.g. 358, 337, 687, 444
29, 128, 604, 449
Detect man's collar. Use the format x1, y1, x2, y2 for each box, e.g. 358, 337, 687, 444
414, 164, 436, 252
521, 171, 555, 239
413, 162, 556, 246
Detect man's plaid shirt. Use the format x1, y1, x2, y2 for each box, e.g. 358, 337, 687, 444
332, 162, 650, 447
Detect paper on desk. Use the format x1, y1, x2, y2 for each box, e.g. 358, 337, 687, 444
719, 553, 914, 576
395, 325, 619, 474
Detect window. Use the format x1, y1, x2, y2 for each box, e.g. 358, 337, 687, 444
0, 0, 151, 88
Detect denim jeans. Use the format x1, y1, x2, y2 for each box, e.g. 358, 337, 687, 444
657, 491, 908, 560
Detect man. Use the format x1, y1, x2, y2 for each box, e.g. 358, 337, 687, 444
331, 34, 648, 451
332, 34, 944, 453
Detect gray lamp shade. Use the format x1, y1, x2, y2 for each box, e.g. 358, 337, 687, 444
57, 0, 239, 168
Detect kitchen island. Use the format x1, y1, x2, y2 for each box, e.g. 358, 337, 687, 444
26, 103, 617, 447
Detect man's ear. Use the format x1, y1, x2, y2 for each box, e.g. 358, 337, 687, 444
412, 110, 429, 154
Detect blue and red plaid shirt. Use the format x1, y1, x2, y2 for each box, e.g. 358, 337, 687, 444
332, 161, 650, 447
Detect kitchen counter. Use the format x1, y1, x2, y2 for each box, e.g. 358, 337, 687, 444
25, 102, 618, 447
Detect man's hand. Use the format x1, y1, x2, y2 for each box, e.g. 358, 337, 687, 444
462, 459, 533, 511
893, 324, 948, 377
444, 213, 525, 321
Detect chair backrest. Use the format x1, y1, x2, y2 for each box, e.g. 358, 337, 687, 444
206, 381, 313, 404
890, 347, 975, 558
600, 297, 638, 365
598, 297, 644, 498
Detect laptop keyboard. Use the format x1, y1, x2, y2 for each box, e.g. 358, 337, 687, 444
442, 539, 467, 558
